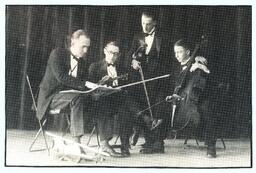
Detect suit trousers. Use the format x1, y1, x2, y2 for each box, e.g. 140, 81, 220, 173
90, 92, 125, 142
118, 96, 166, 148
199, 99, 218, 147
50, 92, 85, 137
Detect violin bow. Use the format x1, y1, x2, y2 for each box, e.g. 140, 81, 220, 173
138, 66, 154, 123
136, 98, 166, 115
116, 74, 170, 89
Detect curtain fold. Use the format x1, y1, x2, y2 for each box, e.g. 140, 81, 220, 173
18, 7, 33, 129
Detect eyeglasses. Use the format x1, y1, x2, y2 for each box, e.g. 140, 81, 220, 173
105, 48, 121, 57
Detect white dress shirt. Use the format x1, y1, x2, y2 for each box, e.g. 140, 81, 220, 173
145, 31, 155, 55
107, 65, 118, 86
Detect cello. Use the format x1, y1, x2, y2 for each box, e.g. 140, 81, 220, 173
167, 36, 208, 133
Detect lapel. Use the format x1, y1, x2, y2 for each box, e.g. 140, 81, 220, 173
99, 59, 108, 76
155, 33, 161, 55
138, 31, 162, 57
138, 32, 146, 46
115, 62, 122, 76
65, 49, 72, 70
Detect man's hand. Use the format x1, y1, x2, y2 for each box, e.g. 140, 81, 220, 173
190, 56, 210, 73
131, 59, 141, 70
195, 56, 207, 65
151, 119, 163, 130
85, 81, 99, 89
190, 62, 210, 73
166, 94, 183, 102
98, 75, 112, 85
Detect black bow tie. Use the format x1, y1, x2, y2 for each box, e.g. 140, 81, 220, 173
144, 31, 155, 37
107, 63, 115, 67
70, 52, 80, 61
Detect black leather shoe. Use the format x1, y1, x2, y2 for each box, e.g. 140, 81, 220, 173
207, 146, 217, 158
141, 142, 152, 148
131, 128, 141, 146
121, 147, 130, 157
140, 146, 164, 154
140, 147, 154, 154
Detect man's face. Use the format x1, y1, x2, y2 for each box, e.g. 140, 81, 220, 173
141, 14, 156, 34
174, 45, 190, 63
71, 35, 90, 58
104, 44, 120, 64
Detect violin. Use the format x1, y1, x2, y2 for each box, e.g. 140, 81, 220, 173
97, 73, 128, 86
131, 42, 163, 130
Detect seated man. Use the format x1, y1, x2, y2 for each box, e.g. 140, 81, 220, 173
165, 38, 216, 157
88, 41, 127, 157
36, 29, 98, 145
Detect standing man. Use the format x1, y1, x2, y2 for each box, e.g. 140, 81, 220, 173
119, 10, 172, 156
37, 29, 98, 144
88, 41, 126, 157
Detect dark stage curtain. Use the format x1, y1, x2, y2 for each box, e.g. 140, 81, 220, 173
6, 6, 251, 137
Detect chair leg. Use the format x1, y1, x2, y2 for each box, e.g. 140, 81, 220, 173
172, 131, 177, 143
62, 113, 70, 137
195, 137, 200, 147
29, 119, 50, 155
220, 137, 226, 150
184, 133, 200, 147
114, 135, 120, 145
87, 125, 96, 146
184, 136, 188, 145
96, 125, 100, 147
130, 127, 141, 146
87, 123, 101, 147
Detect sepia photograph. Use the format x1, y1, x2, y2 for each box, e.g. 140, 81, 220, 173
5, 4, 252, 168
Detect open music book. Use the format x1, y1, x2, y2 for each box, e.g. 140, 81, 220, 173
59, 74, 170, 100
59, 86, 121, 100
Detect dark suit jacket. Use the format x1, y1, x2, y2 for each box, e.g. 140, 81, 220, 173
126, 31, 162, 70
125, 30, 172, 105
88, 59, 127, 116
88, 59, 125, 86
36, 48, 91, 120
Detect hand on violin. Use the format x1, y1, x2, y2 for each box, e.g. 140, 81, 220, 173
131, 59, 141, 70
151, 119, 163, 130
85, 81, 100, 89
98, 75, 112, 85
166, 94, 183, 102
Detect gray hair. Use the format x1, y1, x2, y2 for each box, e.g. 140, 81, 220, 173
66, 29, 90, 48
71, 29, 90, 40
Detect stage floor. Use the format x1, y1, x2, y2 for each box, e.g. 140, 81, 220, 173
5, 129, 251, 167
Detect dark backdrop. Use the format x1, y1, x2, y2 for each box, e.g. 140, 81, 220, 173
6, 6, 251, 137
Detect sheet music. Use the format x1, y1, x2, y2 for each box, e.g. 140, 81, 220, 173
59, 86, 121, 98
